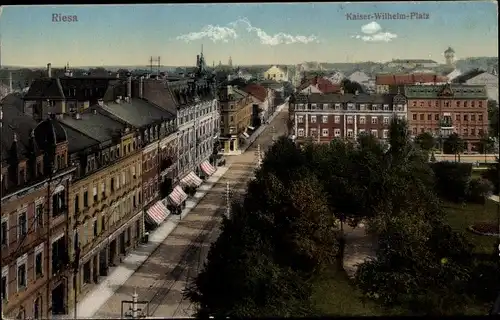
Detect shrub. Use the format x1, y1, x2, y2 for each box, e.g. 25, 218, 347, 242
468, 178, 494, 204
431, 161, 472, 202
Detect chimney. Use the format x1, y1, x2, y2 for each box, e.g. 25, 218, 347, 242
47, 63, 52, 78
8, 72, 12, 93
127, 75, 132, 99
139, 76, 144, 99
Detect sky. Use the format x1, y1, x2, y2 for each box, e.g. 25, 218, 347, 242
0, 2, 498, 67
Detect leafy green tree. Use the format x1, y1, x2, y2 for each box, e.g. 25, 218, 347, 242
443, 133, 466, 161
482, 157, 499, 194
414, 132, 436, 153
468, 178, 494, 204
487, 100, 499, 138
340, 79, 364, 94
478, 134, 495, 154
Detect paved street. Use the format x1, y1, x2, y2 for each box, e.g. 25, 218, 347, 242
92, 108, 290, 318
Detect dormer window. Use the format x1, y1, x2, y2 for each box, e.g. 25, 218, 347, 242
19, 167, 26, 185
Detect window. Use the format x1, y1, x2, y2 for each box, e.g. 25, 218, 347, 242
334, 129, 341, 137
35, 203, 43, 229
93, 219, 98, 237
322, 116, 328, 123
298, 129, 305, 137
359, 116, 366, 124
83, 190, 89, 207
116, 175, 120, 189
464, 114, 468, 121
310, 128, 317, 136
347, 129, 354, 138
371, 130, 378, 138
93, 185, 98, 202
359, 129, 366, 135
310, 116, 317, 123
471, 101, 475, 107
34, 296, 42, 319
427, 114, 432, 121
101, 215, 106, 232
478, 101, 483, 108
478, 114, 483, 121
111, 178, 115, 192
383, 117, 389, 125
478, 129, 484, 136
347, 116, 353, 124
371, 117, 378, 124
322, 129, 329, 137
230, 116, 234, 122
1, 219, 8, 246
383, 130, 389, 139
74, 195, 80, 213
456, 114, 460, 121
1, 268, 7, 301
471, 128, 476, 136
18, 211, 27, 238
334, 116, 340, 124
122, 172, 126, 186
412, 114, 417, 120
101, 182, 106, 198
17, 255, 27, 291
471, 114, 476, 121
35, 247, 43, 279
297, 116, 304, 123
383, 104, 390, 111
131, 166, 136, 179
463, 128, 468, 136
419, 114, 424, 121
435, 114, 439, 121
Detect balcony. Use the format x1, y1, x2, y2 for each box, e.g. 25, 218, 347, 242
439, 119, 453, 129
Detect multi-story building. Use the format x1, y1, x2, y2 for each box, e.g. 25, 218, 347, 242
387, 59, 439, 69
405, 83, 489, 151
375, 73, 448, 94
1, 101, 75, 319
218, 85, 253, 154
263, 65, 289, 82
296, 76, 341, 95
98, 76, 177, 228
290, 90, 407, 144
22, 73, 145, 315
133, 50, 219, 211
242, 83, 275, 126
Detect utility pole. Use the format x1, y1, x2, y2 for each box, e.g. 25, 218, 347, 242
149, 56, 161, 77
256, 144, 262, 168
225, 182, 231, 218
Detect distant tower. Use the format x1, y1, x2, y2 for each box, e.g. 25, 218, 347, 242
64, 62, 73, 77
228, 56, 233, 68
444, 47, 455, 66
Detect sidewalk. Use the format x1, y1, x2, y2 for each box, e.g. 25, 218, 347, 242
72, 166, 230, 318
239, 101, 288, 153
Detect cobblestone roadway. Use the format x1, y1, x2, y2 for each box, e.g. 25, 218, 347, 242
93, 109, 290, 318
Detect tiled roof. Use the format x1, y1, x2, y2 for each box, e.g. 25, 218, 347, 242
0, 103, 39, 161
25, 77, 122, 101
101, 98, 175, 128
298, 92, 397, 104
403, 84, 488, 99
376, 73, 448, 85
242, 84, 267, 102
59, 108, 128, 144
451, 69, 487, 84
297, 77, 341, 94
61, 123, 100, 153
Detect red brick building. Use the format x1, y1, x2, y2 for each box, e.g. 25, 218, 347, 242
405, 83, 489, 151
290, 91, 407, 144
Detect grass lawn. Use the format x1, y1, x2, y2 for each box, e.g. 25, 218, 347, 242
311, 266, 405, 316
443, 198, 499, 255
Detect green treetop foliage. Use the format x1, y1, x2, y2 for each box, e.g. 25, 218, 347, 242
414, 132, 436, 152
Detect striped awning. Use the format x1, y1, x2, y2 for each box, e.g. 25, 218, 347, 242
180, 171, 203, 188
200, 160, 216, 176
145, 200, 170, 225
168, 186, 188, 206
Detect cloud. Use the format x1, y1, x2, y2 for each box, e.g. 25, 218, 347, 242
352, 21, 397, 43
176, 17, 319, 45
360, 21, 382, 35
176, 25, 238, 43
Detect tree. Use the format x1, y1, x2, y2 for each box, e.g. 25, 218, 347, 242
186, 142, 339, 317
482, 157, 499, 194
414, 132, 436, 153
443, 133, 466, 161
340, 79, 364, 94
468, 178, 494, 204
487, 100, 499, 138
478, 134, 495, 155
